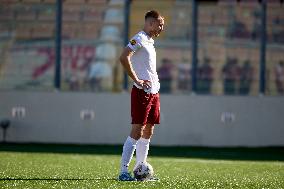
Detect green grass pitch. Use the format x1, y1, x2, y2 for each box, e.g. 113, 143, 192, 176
0, 144, 284, 189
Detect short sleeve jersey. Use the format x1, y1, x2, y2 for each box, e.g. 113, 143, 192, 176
127, 31, 160, 94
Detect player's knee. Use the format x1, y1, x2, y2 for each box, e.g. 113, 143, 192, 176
131, 131, 143, 140
143, 131, 153, 139
130, 124, 145, 140
142, 126, 154, 139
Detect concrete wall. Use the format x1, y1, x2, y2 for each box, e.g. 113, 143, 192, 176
0, 91, 284, 147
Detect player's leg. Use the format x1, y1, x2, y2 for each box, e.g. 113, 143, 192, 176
119, 86, 152, 181
136, 124, 154, 164
142, 124, 155, 139
119, 124, 145, 181
130, 124, 146, 140
136, 93, 160, 165
135, 124, 159, 181
120, 124, 145, 172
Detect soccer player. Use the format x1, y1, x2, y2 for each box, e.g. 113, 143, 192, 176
118, 10, 164, 181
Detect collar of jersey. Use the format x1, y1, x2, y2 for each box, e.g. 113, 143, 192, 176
140, 31, 154, 44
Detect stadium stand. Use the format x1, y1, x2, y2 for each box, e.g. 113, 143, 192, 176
0, 0, 283, 95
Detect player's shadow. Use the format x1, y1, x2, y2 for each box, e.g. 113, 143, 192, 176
0, 143, 283, 161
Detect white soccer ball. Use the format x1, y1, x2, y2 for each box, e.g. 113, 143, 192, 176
133, 162, 154, 181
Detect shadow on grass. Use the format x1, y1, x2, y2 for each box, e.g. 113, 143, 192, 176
0, 143, 283, 161
0, 177, 117, 181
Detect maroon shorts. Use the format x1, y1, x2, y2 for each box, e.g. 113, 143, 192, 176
131, 86, 160, 125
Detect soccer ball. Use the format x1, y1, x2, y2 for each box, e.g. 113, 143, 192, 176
133, 162, 154, 181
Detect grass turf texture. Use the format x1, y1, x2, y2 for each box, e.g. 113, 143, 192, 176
0, 144, 283, 189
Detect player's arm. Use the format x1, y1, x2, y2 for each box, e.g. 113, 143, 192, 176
119, 47, 149, 88
119, 47, 139, 83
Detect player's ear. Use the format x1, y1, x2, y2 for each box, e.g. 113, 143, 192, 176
147, 19, 153, 27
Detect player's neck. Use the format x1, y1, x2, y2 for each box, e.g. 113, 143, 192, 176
142, 28, 153, 38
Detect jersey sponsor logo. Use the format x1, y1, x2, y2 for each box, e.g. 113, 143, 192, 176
130, 39, 136, 45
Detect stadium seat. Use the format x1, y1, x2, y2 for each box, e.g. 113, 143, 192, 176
104, 8, 124, 24
15, 10, 36, 21
15, 26, 31, 39
62, 23, 79, 39
42, 0, 56, 3
37, 9, 55, 21
22, 0, 42, 3
62, 5, 81, 21
81, 24, 100, 39
108, 0, 124, 7
63, 0, 86, 4
83, 7, 105, 22
95, 43, 116, 60
0, 10, 14, 21
85, 0, 108, 4
100, 25, 120, 41
81, 29, 99, 39
31, 23, 54, 38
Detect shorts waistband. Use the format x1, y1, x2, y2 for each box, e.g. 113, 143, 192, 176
132, 85, 159, 95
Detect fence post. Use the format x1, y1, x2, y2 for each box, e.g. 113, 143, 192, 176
259, 0, 267, 95
55, 0, 62, 90
191, 0, 198, 93
123, 0, 131, 90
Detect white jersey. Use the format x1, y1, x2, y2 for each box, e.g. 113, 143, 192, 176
127, 31, 160, 94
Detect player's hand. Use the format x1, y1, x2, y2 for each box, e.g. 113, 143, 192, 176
135, 79, 151, 90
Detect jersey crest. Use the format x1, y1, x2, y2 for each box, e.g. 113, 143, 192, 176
130, 39, 136, 45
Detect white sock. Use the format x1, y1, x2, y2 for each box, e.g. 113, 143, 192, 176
120, 136, 137, 173
135, 137, 150, 165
